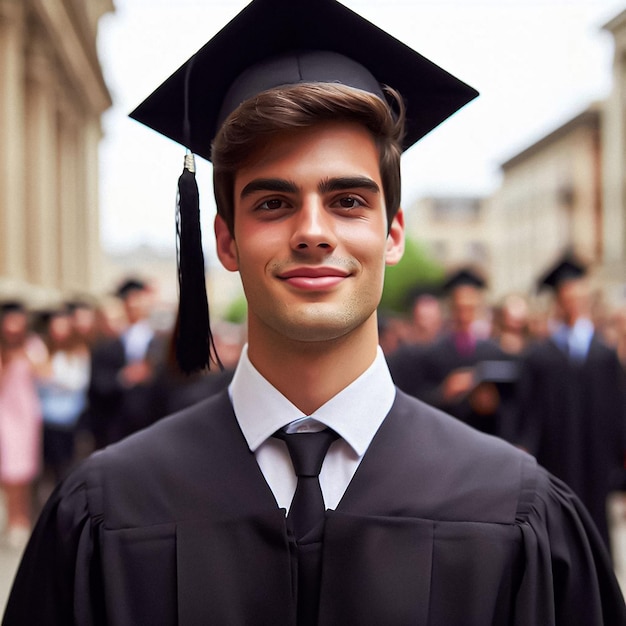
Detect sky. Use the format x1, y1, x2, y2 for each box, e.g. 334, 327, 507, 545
96, 0, 626, 258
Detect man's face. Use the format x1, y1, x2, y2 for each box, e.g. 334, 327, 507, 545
215, 121, 404, 346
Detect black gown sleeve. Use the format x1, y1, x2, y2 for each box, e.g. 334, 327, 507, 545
2, 471, 105, 626
516, 468, 626, 625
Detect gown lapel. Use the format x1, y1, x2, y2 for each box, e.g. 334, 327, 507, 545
174, 391, 297, 625
173, 390, 524, 625
174, 391, 435, 625
317, 394, 434, 625
177, 510, 295, 625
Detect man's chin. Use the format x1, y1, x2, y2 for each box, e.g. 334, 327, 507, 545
272, 311, 370, 344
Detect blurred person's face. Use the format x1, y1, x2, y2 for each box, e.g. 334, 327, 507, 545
1, 312, 28, 346
123, 289, 152, 325
49, 315, 73, 344
616, 310, 626, 334
99, 300, 126, 337
413, 296, 442, 338
556, 279, 589, 326
451, 285, 481, 333
502, 296, 528, 333
72, 307, 96, 337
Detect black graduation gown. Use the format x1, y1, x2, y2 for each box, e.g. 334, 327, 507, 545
4, 390, 625, 625
516, 334, 626, 548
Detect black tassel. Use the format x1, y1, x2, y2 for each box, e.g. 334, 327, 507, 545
175, 153, 221, 373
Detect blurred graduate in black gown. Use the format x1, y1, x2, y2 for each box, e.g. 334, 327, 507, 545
516, 253, 626, 549
389, 267, 514, 438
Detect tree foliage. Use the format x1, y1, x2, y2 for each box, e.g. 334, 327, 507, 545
380, 236, 444, 314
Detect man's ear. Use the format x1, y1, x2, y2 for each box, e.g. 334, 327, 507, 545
214, 215, 239, 272
385, 208, 405, 267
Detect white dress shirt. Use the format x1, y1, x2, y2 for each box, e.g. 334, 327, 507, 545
229, 345, 396, 512
121, 320, 154, 363
552, 317, 594, 362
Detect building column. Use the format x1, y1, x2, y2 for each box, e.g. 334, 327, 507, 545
0, 0, 26, 281
602, 18, 626, 281
57, 101, 80, 293
82, 117, 104, 292
55, 110, 103, 295
25, 33, 60, 289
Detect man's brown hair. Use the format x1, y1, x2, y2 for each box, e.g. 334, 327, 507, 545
211, 83, 406, 234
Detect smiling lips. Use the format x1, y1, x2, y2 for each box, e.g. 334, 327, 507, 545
278, 266, 351, 290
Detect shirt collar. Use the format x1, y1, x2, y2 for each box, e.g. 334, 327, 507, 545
121, 320, 154, 361
571, 317, 594, 337
229, 345, 396, 458
553, 317, 594, 341
552, 317, 595, 357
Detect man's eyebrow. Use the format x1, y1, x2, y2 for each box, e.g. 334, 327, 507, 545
318, 176, 380, 194
239, 178, 299, 198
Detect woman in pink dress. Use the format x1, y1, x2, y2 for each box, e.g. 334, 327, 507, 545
0, 302, 43, 548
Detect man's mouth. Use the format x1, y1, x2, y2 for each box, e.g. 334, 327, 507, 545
278, 266, 351, 290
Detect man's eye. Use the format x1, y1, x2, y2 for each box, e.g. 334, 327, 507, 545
258, 199, 284, 210
338, 196, 363, 209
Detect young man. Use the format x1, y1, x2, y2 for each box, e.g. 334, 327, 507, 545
4, 0, 626, 624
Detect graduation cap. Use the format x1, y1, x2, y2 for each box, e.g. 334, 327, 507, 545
443, 268, 487, 293
130, 0, 479, 373
538, 255, 587, 292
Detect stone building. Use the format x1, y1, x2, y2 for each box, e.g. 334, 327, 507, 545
406, 6, 626, 304
603, 9, 626, 303
490, 104, 603, 298
407, 102, 604, 303
484, 6, 626, 304
404, 195, 493, 270
0, 0, 113, 305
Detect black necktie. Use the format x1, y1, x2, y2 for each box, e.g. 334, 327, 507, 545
275, 428, 339, 540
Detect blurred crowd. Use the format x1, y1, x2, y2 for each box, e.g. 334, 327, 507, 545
385, 255, 626, 558
3, 254, 626, 562
0, 278, 245, 549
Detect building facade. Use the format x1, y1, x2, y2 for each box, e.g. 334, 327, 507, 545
0, 0, 112, 305
603, 9, 626, 303
407, 105, 603, 301
490, 105, 603, 298
406, 6, 626, 304
404, 195, 493, 269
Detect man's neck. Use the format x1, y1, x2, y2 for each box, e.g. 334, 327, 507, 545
246, 319, 379, 416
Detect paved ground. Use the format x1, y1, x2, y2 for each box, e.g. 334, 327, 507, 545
609, 493, 626, 593
0, 547, 21, 614
0, 494, 625, 614
0, 501, 22, 613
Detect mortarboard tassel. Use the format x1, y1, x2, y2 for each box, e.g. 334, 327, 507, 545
175, 152, 221, 373
173, 54, 221, 374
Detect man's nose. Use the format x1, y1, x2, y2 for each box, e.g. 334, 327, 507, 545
290, 200, 337, 252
